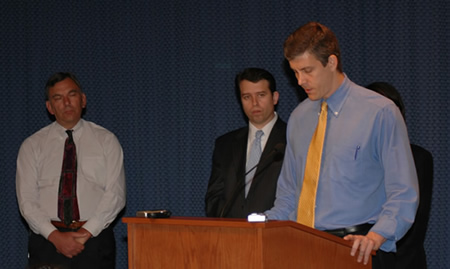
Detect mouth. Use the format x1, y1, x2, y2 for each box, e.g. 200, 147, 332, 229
63, 109, 75, 115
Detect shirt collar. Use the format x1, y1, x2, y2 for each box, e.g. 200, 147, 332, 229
323, 74, 351, 118
54, 119, 84, 139
248, 112, 278, 137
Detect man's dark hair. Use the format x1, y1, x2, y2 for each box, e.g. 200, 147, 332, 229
284, 22, 343, 72
366, 81, 406, 120
235, 68, 277, 100
45, 72, 82, 100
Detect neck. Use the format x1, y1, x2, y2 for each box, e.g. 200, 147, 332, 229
325, 72, 345, 99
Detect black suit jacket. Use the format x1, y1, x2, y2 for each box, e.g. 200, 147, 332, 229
395, 144, 433, 269
205, 117, 287, 218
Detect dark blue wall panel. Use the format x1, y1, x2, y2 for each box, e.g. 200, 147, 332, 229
1, 1, 448, 268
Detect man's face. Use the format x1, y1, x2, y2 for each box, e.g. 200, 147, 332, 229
240, 79, 279, 129
46, 78, 86, 129
289, 51, 336, 101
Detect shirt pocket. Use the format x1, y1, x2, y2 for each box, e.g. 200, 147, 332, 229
79, 156, 106, 188
37, 177, 59, 188
37, 177, 60, 198
326, 143, 363, 184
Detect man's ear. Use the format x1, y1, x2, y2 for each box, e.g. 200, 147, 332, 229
81, 93, 87, 108
46, 101, 55, 115
272, 91, 280, 105
328, 55, 338, 70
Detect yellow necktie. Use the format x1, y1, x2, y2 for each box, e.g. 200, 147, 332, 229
297, 101, 328, 227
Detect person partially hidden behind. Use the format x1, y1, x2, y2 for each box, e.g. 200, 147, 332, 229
205, 68, 287, 218
367, 81, 433, 269
264, 22, 419, 269
16, 72, 126, 269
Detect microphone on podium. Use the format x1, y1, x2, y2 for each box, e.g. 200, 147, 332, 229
244, 143, 284, 183
219, 143, 285, 218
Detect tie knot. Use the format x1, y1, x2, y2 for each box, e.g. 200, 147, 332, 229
255, 130, 264, 140
321, 101, 327, 112
65, 130, 74, 143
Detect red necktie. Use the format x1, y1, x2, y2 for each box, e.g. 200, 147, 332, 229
57, 130, 80, 226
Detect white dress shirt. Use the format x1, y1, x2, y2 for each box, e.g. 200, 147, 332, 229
247, 112, 278, 159
16, 119, 126, 238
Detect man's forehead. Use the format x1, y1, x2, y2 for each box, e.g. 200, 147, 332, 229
289, 52, 320, 68
240, 80, 270, 92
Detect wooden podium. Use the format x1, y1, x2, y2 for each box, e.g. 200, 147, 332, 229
122, 217, 372, 269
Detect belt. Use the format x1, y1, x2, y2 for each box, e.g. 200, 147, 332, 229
51, 220, 87, 230
324, 223, 374, 238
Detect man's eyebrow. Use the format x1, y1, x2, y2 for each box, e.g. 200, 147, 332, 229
50, 93, 62, 98
50, 89, 80, 97
299, 66, 313, 71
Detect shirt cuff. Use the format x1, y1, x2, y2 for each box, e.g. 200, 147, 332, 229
82, 218, 106, 237
41, 223, 58, 239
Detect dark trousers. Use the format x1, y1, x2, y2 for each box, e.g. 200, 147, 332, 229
324, 224, 395, 269
27, 226, 116, 269
372, 250, 396, 269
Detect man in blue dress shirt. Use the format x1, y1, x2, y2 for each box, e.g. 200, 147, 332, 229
265, 22, 418, 268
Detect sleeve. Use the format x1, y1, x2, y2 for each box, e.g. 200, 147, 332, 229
264, 124, 299, 220
371, 105, 419, 252
16, 139, 58, 239
82, 134, 126, 237
205, 140, 225, 217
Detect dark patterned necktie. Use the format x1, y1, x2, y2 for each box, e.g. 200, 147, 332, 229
58, 130, 80, 226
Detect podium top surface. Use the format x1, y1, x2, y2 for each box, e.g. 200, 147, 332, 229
122, 216, 357, 249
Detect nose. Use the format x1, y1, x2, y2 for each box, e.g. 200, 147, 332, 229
296, 73, 305, 86
252, 96, 259, 106
63, 96, 71, 106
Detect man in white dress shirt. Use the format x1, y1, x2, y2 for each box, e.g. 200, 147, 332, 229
16, 72, 126, 269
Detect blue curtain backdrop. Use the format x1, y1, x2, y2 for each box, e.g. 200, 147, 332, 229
1, 1, 448, 268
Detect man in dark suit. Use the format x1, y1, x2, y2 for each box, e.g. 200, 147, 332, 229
366, 82, 433, 269
205, 68, 287, 218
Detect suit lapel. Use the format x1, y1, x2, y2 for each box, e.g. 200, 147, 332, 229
256, 118, 283, 171
232, 128, 248, 183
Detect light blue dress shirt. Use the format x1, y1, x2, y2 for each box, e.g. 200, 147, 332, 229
265, 76, 418, 252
